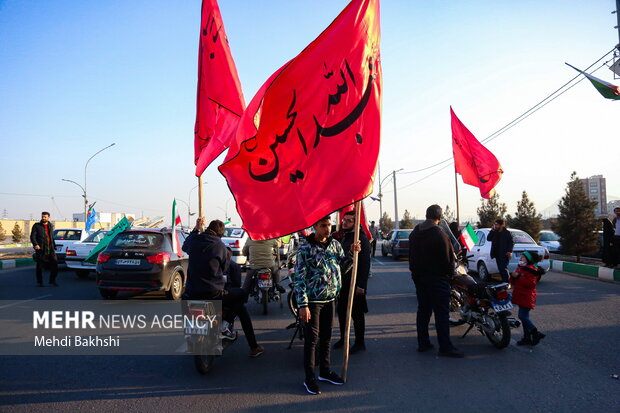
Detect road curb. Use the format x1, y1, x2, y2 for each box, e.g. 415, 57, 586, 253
0, 258, 35, 270
550, 259, 620, 282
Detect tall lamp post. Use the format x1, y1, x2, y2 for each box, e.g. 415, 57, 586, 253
176, 199, 194, 229
378, 168, 403, 230
84, 143, 116, 220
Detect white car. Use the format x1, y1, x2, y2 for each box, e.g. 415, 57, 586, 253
53, 228, 90, 263
538, 230, 561, 252
467, 228, 550, 281
65, 229, 109, 278
221, 227, 249, 267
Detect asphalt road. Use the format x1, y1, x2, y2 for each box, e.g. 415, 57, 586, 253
0, 257, 619, 412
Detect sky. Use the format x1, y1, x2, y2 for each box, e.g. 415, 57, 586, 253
1, 0, 618, 227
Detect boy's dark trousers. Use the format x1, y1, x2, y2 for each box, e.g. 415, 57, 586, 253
35, 253, 58, 284
303, 300, 335, 379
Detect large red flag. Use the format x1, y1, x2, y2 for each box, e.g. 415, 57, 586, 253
219, 0, 382, 240
194, 0, 246, 177
451, 107, 503, 199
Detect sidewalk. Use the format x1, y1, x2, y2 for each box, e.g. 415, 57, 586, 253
0, 257, 35, 270
549, 259, 620, 282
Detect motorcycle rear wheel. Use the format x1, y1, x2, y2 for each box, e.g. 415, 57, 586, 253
194, 355, 215, 375
484, 314, 511, 349
262, 289, 269, 315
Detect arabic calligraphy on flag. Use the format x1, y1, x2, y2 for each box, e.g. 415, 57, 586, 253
219, 0, 382, 240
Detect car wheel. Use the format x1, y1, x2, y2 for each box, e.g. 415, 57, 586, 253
166, 271, 183, 301
75, 270, 90, 279
477, 262, 489, 282
99, 288, 117, 299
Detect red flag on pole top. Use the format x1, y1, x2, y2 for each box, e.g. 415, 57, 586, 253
194, 0, 246, 177
219, 0, 382, 240
451, 107, 503, 199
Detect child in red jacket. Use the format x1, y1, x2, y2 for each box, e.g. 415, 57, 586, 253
510, 251, 546, 346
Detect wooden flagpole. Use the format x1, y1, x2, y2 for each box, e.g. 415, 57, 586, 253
342, 200, 361, 382
454, 169, 460, 225
198, 176, 204, 219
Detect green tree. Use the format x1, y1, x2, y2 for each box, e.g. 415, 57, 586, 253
400, 209, 414, 229
476, 192, 507, 228
443, 205, 455, 224
380, 212, 393, 235
12, 222, 23, 243
506, 191, 542, 241
0, 222, 6, 242
551, 172, 599, 262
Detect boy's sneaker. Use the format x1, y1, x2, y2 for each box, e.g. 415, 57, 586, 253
318, 371, 345, 385
303, 377, 321, 395
248, 346, 264, 357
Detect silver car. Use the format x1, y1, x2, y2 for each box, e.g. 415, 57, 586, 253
65, 229, 109, 278
467, 228, 550, 281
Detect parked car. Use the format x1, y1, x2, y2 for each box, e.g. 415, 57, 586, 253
467, 228, 550, 281
538, 230, 561, 252
65, 229, 109, 278
96, 228, 189, 300
221, 227, 249, 267
53, 228, 90, 263
381, 229, 413, 260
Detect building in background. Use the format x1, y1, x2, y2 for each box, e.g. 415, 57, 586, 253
580, 175, 607, 217
72, 212, 136, 225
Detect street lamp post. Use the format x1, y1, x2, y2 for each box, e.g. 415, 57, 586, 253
61, 179, 86, 221
84, 143, 116, 220
175, 199, 194, 229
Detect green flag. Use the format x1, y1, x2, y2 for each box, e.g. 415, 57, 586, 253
566, 63, 620, 100
84, 217, 132, 263
279, 234, 292, 244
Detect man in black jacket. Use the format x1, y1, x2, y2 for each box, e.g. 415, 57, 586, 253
409, 205, 463, 358
182, 218, 263, 357
30, 211, 58, 287
334, 210, 371, 354
487, 218, 514, 282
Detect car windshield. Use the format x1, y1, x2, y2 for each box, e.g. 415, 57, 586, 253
223, 228, 245, 238
54, 230, 82, 240
397, 231, 411, 239
110, 232, 163, 249
84, 230, 108, 243
539, 232, 560, 242
510, 230, 536, 244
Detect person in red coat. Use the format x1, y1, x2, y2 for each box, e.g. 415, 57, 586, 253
510, 251, 546, 346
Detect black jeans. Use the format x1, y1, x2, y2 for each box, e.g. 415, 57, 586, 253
337, 291, 366, 345
35, 253, 58, 284
303, 301, 335, 380
495, 256, 510, 282
413, 277, 454, 352
185, 288, 258, 349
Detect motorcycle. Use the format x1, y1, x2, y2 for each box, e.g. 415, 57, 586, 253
248, 267, 284, 315
449, 256, 520, 349
183, 300, 235, 374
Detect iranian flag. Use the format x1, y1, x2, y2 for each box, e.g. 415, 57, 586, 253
566, 63, 620, 100
172, 199, 182, 257
459, 223, 479, 252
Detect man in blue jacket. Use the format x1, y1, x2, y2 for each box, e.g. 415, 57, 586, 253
183, 218, 263, 357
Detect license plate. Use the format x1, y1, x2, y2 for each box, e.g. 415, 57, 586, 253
56, 246, 64, 252
258, 279, 272, 289
512, 252, 521, 260
492, 301, 513, 312
115, 259, 141, 266
184, 319, 210, 335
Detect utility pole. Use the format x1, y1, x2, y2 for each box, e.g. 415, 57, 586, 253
393, 170, 399, 230
377, 163, 383, 223
616, 0, 620, 47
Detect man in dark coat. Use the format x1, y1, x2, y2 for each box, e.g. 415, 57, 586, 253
30, 211, 58, 286
409, 205, 463, 358
487, 218, 514, 282
334, 210, 371, 354
613, 207, 620, 268
182, 218, 263, 357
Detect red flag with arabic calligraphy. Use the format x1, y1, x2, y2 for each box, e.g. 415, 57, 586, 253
451, 107, 503, 199
194, 0, 246, 177
219, 0, 381, 240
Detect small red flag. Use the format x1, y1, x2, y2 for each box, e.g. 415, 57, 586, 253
194, 0, 246, 177
219, 0, 382, 240
451, 107, 503, 199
